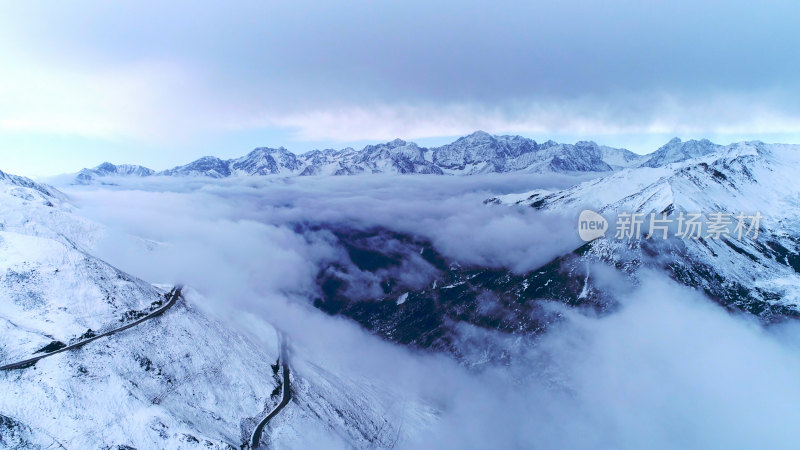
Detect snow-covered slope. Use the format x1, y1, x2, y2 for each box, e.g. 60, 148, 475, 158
0, 231, 166, 362
638, 137, 721, 168
498, 141, 800, 318
0, 170, 100, 248
0, 170, 437, 448
0, 413, 65, 449
0, 173, 281, 447
1, 287, 282, 448
0, 169, 64, 201
160, 156, 232, 178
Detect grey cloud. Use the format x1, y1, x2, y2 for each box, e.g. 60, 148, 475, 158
404, 273, 800, 449
4, 0, 800, 177
70, 173, 586, 274
3, 0, 800, 133
59, 174, 800, 448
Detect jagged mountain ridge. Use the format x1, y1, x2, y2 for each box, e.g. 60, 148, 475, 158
0, 169, 64, 200
74, 162, 155, 185
68, 132, 730, 183
492, 141, 800, 318
639, 137, 721, 168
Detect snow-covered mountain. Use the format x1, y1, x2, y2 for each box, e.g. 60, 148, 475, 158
637, 137, 721, 168
159, 148, 306, 178
0, 171, 432, 448
67, 131, 655, 183
299, 139, 443, 176
160, 155, 230, 178
75, 162, 156, 184
432, 131, 642, 174
0, 172, 281, 447
489, 141, 800, 319
342, 139, 442, 175
230, 147, 304, 176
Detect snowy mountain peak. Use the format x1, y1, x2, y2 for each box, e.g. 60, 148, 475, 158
361, 139, 420, 154
231, 146, 303, 175
351, 139, 440, 174
161, 155, 231, 178
575, 140, 599, 149
388, 138, 408, 146
95, 162, 117, 172
74, 162, 155, 184
469, 130, 491, 138
459, 130, 494, 142
247, 146, 291, 156
640, 137, 722, 168
94, 162, 154, 176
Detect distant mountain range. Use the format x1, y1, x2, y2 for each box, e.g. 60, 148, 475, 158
69, 131, 722, 184
311, 140, 800, 369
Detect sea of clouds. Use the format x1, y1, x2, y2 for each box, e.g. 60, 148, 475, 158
60, 173, 800, 449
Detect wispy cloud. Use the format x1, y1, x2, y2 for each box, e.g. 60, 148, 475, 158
268, 93, 800, 143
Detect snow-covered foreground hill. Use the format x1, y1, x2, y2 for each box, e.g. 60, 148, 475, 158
0, 172, 282, 447
0, 171, 435, 448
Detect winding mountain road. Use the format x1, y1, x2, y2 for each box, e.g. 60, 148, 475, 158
0, 286, 183, 371
2, 286, 293, 447
250, 335, 291, 449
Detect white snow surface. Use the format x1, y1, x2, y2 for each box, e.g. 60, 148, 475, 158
504, 141, 800, 313
0, 170, 435, 448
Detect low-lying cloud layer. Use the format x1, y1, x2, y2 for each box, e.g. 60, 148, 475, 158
63, 174, 800, 448
412, 275, 800, 449
71, 173, 587, 277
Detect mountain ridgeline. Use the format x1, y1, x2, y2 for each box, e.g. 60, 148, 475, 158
308, 140, 800, 367
72, 132, 722, 183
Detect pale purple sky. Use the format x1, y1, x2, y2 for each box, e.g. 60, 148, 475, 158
1, 0, 799, 176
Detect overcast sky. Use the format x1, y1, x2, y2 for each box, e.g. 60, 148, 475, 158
2, 0, 799, 176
